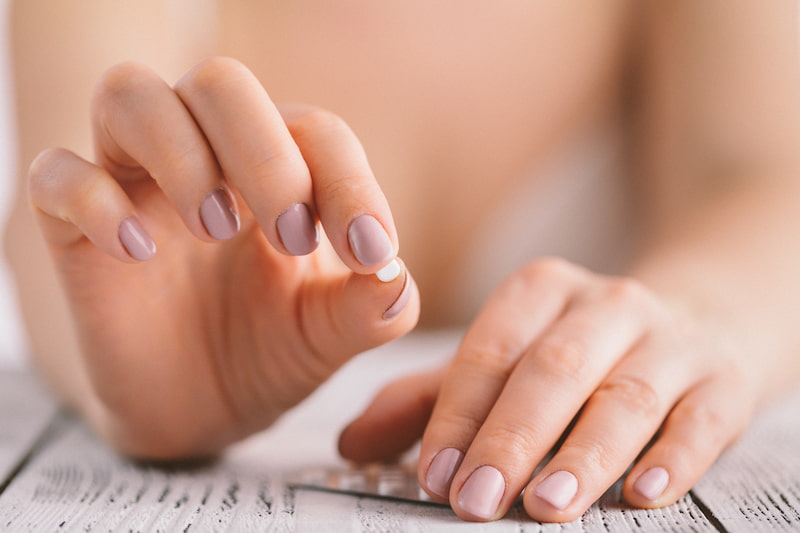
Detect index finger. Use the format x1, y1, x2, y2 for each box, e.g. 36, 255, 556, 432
418, 259, 581, 502
174, 57, 318, 256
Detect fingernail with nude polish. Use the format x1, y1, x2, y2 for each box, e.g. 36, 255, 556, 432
200, 188, 240, 240
383, 270, 414, 320
457, 466, 506, 521
277, 203, 319, 255
634, 467, 669, 501
348, 214, 394, 266
426, 448, 464, 499
118, 217, 156, 261
534, 470, 578, 511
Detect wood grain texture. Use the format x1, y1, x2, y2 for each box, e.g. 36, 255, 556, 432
0, 334, 798, 531
0, 369, 57, 489
691, 388, 800, 532
0, 417, 718, 532
0, 417, 296, 532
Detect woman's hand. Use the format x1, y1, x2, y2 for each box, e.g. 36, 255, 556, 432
28, 57, 419, 459
340, 257, 759, 522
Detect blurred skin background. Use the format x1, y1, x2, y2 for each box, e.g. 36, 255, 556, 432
1, 1, 636, 367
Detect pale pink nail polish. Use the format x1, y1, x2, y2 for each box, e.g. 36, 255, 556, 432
634, 467, 669, 501
534, 470, 578, 511
118, 217, 156, 261
426, 448, 463, 498
200, 188, 240, 240
383, 272, 414, 320
457, 466, 506, 520
277, 203, 319, 255
348, 214, 393, 266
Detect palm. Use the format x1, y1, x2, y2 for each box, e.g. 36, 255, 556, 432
56, 185, 347, 456
29, 59, 417, 458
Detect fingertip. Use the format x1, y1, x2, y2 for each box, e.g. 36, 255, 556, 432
302, 258, 419, 379
118, 216, 157, 261
347, 214, 396, 269
338, 370, 441, 464
335, 404, 412, 464
631, 466, 671, 504
623, 463, 681, 509
276, 202, 319, 255
522, 474, 584, 523
423, 447, 464, 501
336, 419, 362, 461
27, 148, 156, 263
337, 257, 418, 334
382, 265, 416, 321
199, 187, 240, 241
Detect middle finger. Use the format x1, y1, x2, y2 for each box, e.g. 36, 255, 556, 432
174, 57, 319, 256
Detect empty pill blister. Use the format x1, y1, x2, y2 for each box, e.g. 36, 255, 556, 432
287, 463, 444, 504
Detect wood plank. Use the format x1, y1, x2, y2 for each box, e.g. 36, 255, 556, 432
0, 417, 297, 532
692, 387, 800, 532
0, 333, 723, 531
0, 369, 58, 490
0, 417, 719, 532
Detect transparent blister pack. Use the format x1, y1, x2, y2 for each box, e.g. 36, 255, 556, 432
288, 463, 445, 504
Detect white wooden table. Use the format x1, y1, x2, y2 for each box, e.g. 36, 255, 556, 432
0, 331, 799, 532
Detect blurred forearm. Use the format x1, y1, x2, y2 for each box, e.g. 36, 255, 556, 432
631, 0, 800, 398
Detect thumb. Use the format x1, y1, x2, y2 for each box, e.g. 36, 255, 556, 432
338, 366, 445, 463
302, 258, 420, 369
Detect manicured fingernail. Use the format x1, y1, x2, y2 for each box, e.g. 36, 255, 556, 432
383, 271, 413, 320
634, 467, 669, 501
200, 188, 240, 240
534, 470, 578, 511
376, 259, 401, 282
118, 217, 156, 261
426, 448, 464, 498
348, 214, 394, 266
277, 203, 319, 255
457, 465, 505, 521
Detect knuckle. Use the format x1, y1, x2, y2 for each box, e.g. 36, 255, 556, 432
594, 375, 660, 416
321, 174, 374, 203
567, 436, 616, 471
673, 402, 729, 433
246, 148, 300, 180
523, 256, 580, 281
159, 144, 206, 182
457, 342, 518, 378
176, 56, 255, 98
94, 61, 158, 108
500, 257, 588, 300
436, 409, 486, 438
493, 257, 576, 302
28, 148, 79, 211
289, 107, 349, 141
481, 419, 541, 457
535, 336, 590, 380
604, 277, 648, 306
28, 147, 67, 185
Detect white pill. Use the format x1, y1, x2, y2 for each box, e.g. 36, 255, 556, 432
376, 259, 401, 282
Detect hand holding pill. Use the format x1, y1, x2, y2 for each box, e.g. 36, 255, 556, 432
27, 58, 419, 459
